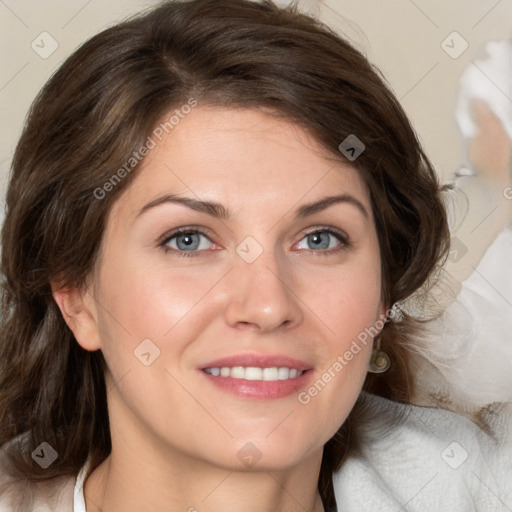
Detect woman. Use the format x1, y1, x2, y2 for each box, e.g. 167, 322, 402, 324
0, 0, 507, 511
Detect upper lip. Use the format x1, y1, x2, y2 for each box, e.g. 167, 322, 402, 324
200, 353, 313, 371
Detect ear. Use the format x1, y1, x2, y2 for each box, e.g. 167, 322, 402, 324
50, 280, 102, 351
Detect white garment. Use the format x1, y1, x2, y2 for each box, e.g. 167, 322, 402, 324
73, 458, 89, 512
333, 392, 512, 511
406, 224, 512, 415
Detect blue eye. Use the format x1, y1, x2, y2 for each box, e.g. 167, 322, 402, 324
295, 229, 348, 253
159, 228, 214, 257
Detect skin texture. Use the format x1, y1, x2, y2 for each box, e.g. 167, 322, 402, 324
52, 107, 386, 512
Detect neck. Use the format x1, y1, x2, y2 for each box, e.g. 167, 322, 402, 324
83, 450, 326, 512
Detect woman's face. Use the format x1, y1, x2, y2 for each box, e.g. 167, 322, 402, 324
67, 106, 386, 471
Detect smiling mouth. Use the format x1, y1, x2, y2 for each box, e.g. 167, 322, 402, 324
203, 366, 306, 381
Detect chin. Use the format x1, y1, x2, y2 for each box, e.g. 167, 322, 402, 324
215, 432, 323, 472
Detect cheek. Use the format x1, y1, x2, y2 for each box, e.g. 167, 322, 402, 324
127, 263, 226, 335
310, 253, 383, 344
94, 254, 222, 360
297, 256, 382, 429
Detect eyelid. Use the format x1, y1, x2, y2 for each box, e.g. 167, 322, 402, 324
297, 225, 349, 244
157, 225, 215, 246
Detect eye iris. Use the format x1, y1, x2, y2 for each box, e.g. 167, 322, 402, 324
309, 232, 330, 249
177, 232, 200, 250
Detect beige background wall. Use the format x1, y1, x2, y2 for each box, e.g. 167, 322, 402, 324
1, 0, 511, 219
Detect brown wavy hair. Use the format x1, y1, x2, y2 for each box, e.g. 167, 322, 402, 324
0, 0, 449, 510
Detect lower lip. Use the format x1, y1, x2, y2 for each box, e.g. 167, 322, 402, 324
200, 369, 314, 400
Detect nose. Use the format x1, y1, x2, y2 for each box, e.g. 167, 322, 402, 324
223, 248, 303, 332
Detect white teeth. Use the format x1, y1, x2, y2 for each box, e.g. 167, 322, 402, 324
231, 366, 245, 379
204, 366, 304, 381
244, 367, 263, 380
278, 367, 290, 380
262, 367, 278, 380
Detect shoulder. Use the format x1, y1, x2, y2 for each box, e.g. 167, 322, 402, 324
0, 432, 76, 512
333, 392, 512, 512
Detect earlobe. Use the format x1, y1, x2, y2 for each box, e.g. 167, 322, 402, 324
50, 281, 102, 352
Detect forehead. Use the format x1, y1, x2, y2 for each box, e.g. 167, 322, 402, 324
111, 106, 371, 220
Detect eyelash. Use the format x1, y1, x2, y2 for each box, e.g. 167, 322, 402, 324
158, 226, 350, 258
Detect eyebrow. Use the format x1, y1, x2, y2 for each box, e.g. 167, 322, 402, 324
135, 193, 369, 221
